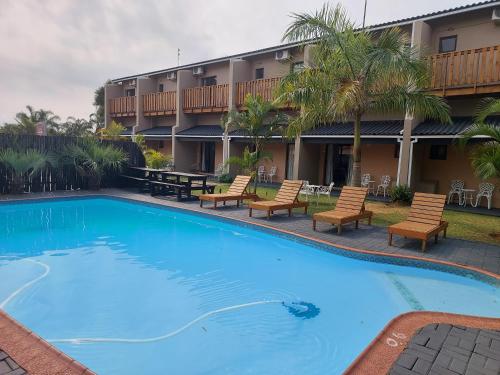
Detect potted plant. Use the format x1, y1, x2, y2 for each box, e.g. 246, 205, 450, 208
0, 149, 54, 194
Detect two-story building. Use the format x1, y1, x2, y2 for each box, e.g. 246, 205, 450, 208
105, 1, 500, 208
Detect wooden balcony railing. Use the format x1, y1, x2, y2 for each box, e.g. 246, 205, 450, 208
236, 77, 282, 107
143, 91, 176, 116
428, 45, 500, 96
183, 84, 229, 113
109, 96, 136, 117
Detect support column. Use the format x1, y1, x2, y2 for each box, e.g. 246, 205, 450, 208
134, 77, 156, 134
397, 20, 432, 186
173, 70, 197, 171
224, 59, 251, 174
292, 44, 315, 181
104, 83, 122, 128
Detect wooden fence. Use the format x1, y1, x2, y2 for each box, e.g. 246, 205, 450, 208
0, 134, 145, 194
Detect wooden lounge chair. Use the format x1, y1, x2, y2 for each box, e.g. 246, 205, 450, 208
388, 192, 448, 252
248, 180, 308, 219
312, 186, 373, 234
199, 175, 256, 208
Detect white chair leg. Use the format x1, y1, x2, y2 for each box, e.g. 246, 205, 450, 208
488, 197, 491, 210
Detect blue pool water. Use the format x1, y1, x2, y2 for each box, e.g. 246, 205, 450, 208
0, 198, 498, 374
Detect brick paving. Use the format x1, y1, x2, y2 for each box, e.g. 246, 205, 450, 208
0, 351, 26, 375
389, 324, 500, 375
1, 188, 499, 276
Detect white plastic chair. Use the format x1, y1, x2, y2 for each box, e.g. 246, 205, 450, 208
375, 175, 391, 197
474, 182, 495, 209
257, 165, 266, 183
299, 180, 314, 201
447, 180, 465, 205
267, 166, 277, 184
361, 173, 374, 195
361, 174, 371, 188
316, 182, 335, 202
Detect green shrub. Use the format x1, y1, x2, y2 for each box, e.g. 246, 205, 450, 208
145, 150, 172, 169
389, 184, 413, 204
218, 174, 234, 183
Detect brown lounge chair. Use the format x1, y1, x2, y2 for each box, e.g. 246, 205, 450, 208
388, 192, 448, 252
248, 180, 308, 219
312, 186, 373, 234
199, 175, 256, 208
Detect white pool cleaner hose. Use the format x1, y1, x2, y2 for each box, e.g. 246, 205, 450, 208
0, 257, 50, 309
48, 300, 284, 345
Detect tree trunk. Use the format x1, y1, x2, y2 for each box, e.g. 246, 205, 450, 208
350, 113, 362, 187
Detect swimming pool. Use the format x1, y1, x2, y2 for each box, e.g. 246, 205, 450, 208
0, 197, 498, 374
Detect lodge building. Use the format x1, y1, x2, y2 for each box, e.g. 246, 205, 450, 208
105, 1, 500, 208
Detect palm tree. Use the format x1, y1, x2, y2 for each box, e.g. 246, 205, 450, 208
0, 149, 55, 194
64, 138, 127, 190
460, 98, 500, 179
63, 117, 94, 137
100, 120, 126, 140
222, 94, 286, 190
277, 4, 451, 186
17, 106, 61, 134
225, 147, 271, 192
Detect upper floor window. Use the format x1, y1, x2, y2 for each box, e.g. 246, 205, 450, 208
255, 68, 264, 80
201, 76, 217, 86
439, 36, 457, 53
291, 61, 305, 73
158, 84, 164, 92
125, 88, 135, 97
429, 145, 447, 160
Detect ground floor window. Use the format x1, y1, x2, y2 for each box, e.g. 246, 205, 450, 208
324, 144, 352, 186
200, 142, 216, 173
430, 145, 447, 160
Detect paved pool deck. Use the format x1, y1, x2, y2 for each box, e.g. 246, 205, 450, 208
0, 189, 498, 374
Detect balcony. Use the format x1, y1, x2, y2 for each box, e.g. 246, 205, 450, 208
109, 96, 136, 117
236, 77, 281, 107
183, 84, 229, 113
428, 45, 500, 96
143, 91, 176, 116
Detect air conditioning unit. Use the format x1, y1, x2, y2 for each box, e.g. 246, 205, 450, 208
492, 8, 500, 25
130, 79, 136, 86
192, 66, 204, 76
275, 50, 290, 61
166, 71, 177, 80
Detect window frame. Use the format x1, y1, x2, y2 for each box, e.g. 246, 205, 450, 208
201, 76, 217, 86
291, 61, 305, 73
429, 145, 448, 160
438, 35, 457, 53
255, 68, 264, 80
158, 83, 164, 92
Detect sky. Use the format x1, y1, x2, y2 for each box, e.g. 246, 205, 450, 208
0, 0, 481, 124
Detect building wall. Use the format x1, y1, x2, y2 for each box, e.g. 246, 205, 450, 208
428, 11, 499, 53
360, 144, 400, 188
156, 77, 177, 92
260, 142, 288, 182
246, 48, 304, 79
414, 143, 499, 208
195, 61, 230, 85
145, 139, 173, 156
152, 117, 176, 127
215, 142, 224, 169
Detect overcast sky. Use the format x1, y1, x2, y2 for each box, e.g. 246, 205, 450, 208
0, 0, 478, 124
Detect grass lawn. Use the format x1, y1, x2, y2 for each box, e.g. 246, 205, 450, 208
212, 183, 500, 245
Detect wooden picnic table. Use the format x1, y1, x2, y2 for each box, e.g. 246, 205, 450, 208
150, 171, 215, 201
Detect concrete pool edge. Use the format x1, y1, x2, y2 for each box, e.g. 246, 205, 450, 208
0, 310, 95, 374
343, 311, 500, 375
1, 192, 498, 282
